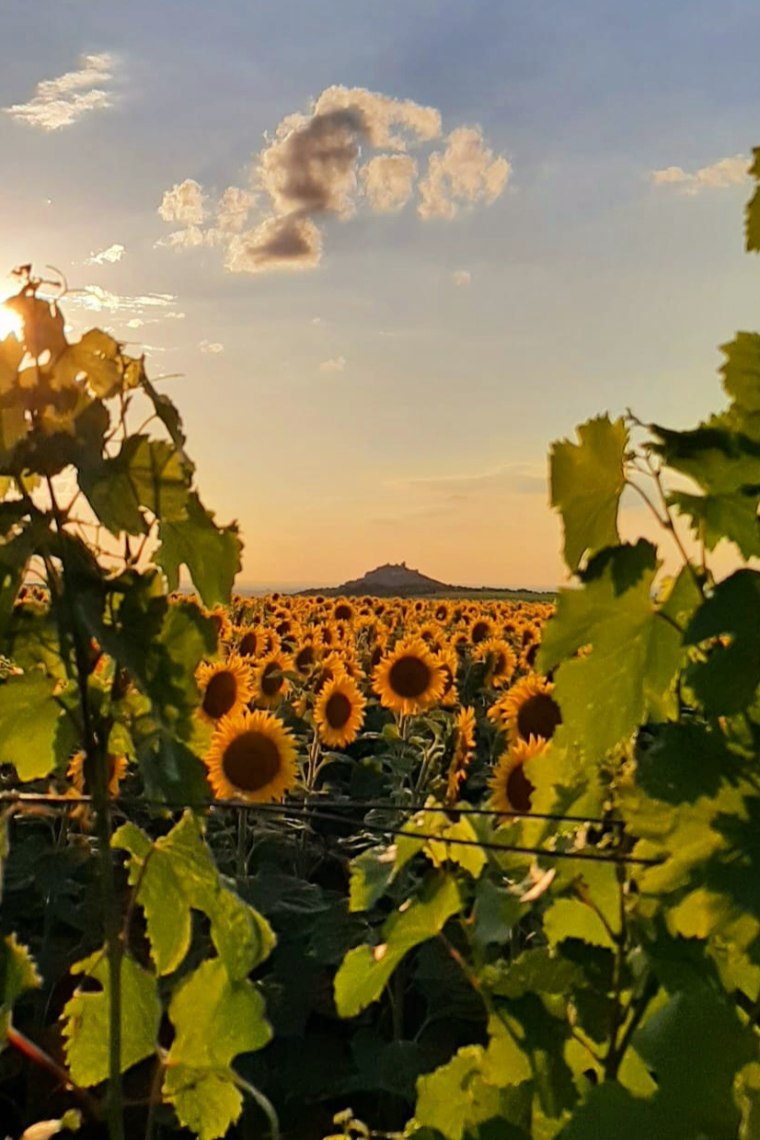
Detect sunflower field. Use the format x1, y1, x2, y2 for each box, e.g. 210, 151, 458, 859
0, 160, 759, 1140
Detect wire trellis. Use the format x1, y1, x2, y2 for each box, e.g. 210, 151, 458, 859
0, 790, 660, 867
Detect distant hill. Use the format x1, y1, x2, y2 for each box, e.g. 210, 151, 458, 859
294, 562, 555, 601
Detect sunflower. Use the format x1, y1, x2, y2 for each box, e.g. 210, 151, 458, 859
293, 640, 319, 676
437, 647, 460, 708
196, 655, 253, 723
488, 736, 550, 815
237, 626, 265, 659
314, 674, 367, 748
474, 638, 517, 689
204, 709, 297, 802
373, 637, 445, 716
68, 750, 128, 797
488, 673, 562, 745
332, 599, 355, 622
446, 706, 476, 804
470, 616, 494, 646
253, 651, 292, 708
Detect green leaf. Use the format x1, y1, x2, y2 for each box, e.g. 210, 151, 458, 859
348, 845, 400, 912
162, 1067, 244, 1140
53, 329, 121, 398
113, 812, 275, 978
0, 934, 41, 1038
746, 148, 760, 254
80, 435, 190, 536
550, 415, 627, 573
156, 491, 242, 607
635, 722, 743, 804
334, 874, 461, 1018
543, 898, 615, 951
63, 950, 160, 1087
414, 1046, 508, 1140
724, 332, 760, 440
538, 542, 682, 758
685, 569, 760, 715
0, 671, 66, 781
163, 958, 272, 1140
634, 990, 756, 1137
559, 1083, 655, 1140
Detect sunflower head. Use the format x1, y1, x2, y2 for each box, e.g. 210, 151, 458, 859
204, 709, 298, 803
315, 674, 367, 748
254, 651, 292, 708
474, 638, 518, 689
196, 655, 253, 723
373, 637, 445, 716
491, 673, 562, 745
488, 736, 550, 816
445, 706, 476, 804
68, 750, 128, 797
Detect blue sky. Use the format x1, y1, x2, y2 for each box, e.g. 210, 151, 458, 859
1, 0, 758, 588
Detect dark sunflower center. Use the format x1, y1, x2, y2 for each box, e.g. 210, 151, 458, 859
334, 604, 352, 621
493, 652, 507, 674
472, 621, 490, 644
222, 731, 281, 792
325, 691, 352, 729
524, 642, 539, 668
506, 764, 534, 813
203, 671, 238, 718
295, 646, 315, 673
517, 693, 562, 741
238, 631, 258, 657
261, 662, 284, 697
389, 655, 431, 699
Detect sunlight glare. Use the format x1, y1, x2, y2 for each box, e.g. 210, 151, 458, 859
0, 301, 22, 341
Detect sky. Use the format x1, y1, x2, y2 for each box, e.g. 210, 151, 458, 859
0, 0, 759, 590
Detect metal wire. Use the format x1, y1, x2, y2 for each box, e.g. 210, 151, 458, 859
0, 790, 659, 866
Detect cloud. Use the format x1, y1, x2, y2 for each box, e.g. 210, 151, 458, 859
226, 214, 323, 274
5, 52, 116, 131
67, 286, 177, 316
157, 86, 509, 273
158, 179, 207, 226
650, 153, 749, 196
319, 355, 347, 373
360, 154, 418, 212
390, 463, 546, 497
418, 126, 511, 219
199, 339, 224, 354
450, 269, 471, 286
85, 243, 125, 265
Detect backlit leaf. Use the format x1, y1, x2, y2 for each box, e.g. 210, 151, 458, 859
550, 415, 627, 573
0, 671, 66, 781
156, 491, 241, 607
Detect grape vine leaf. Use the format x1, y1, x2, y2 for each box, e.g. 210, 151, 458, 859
53, 329, 122, 399
113, 812, 275, 979
0, 671, 68, 781
550, 415, 627, 573
156, 491, 241, 608
720, 332, 760, 442
684, 569, 760, 715
559, 1083, 655, 1140
543, 898, 616, 951
537, 542, 683, 758
413, 1046, 515, 1140
746, 147, 760, 253
334, 874, 461, 1018
63, 950, 160, 1087
163, 958, 272, 1140
1, 934, 41, 1039
79, 435, 190, 537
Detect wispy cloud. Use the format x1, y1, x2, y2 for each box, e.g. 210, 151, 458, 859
157, 85, 510, 274
319, 355, 347, 373
85, 243, 125, 265
450, 269, 471, 286
389, 463, 546, 497
650, 153, 749, 196
5, 52, 116, 131
67, 286, 178, 318
199, 339, 224, 354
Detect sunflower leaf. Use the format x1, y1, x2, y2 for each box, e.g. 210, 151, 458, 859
550, 415, 628, 573
334, 874, 461, 1018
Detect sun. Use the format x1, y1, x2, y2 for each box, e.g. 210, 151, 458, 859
0, 301, 22, 341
